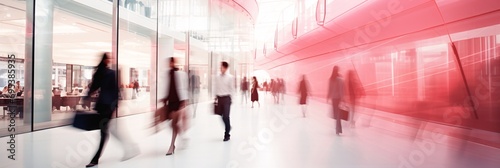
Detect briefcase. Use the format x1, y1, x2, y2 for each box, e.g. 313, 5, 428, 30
72, 110, 101, 131
333, 109, 349, 121
213, 100, 222, 116
339, 109, 349, 121
338, 102, 350, 121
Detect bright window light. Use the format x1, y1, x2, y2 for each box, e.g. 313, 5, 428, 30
53, 25, 86, 34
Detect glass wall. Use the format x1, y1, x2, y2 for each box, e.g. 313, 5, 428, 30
31, 0, 113, 130
0, 0, 31, 136
117, 0, 157, 117
0, 0, 256, 137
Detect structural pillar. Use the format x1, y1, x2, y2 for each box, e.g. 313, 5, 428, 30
29, 0, 54, 123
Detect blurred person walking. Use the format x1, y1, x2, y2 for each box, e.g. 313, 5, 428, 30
189, 70, 201, 117
162, 57, 189, 156
298, 75, 310, 117
263, 81, 268, 95
241, 76, 249, 104
133, 80, 140, 96
327, 66, 344, 136
280, 78, 286, 103
271, 79, 279, 104
214, 61, 235, 141
345, 70, 365, 128
251, 76, 260, 108
85, 52, 139, 167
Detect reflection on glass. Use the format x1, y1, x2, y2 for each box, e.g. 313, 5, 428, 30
0, 0, 30, 136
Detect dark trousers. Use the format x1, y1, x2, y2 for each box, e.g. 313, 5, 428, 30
218, 96, 231, 138
91, 104, 114, 163
331, 99, 342, 134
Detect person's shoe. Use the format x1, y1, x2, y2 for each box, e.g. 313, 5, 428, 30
223, 137, 230, 141
166, 146, 175, 156
85, 162, 98, 167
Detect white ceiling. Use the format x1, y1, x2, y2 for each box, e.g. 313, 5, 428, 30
254, 0, 324, 46
0, 0, 295, 68
254, 0, 297, 44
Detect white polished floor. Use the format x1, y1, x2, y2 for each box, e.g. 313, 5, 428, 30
1, 92, 499, 168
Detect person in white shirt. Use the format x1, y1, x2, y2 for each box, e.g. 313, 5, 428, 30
214, 61, 235, 141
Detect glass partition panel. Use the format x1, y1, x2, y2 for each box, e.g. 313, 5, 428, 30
0, 0, 31, 137
117, 0, 157, 117
32, 0, 112, 130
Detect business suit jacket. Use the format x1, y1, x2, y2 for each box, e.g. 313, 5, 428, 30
87, 68, 119, 112
327, 77, 344, 100
165, 68, 189, 102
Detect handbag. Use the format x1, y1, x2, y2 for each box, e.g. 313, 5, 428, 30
153, 105, 168, 126
72, 110, 101, 131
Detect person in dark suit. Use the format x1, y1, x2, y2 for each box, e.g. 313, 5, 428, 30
85, 52, 139, 167
327, 66, 344, 136
298, 75, 310, 117
241, 76, 249, 104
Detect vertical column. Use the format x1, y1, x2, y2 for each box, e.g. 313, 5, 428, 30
54, 66, 58, 87
120, 65, 130, 100
155, 37, 174, 103
208, 52, 213, 96
121, 66, 131, 86
30, 0, 54, 123
66, 64, 72, 92
185, 0, 191, 72
24, 0, 34, 126
185, 31, 190, 72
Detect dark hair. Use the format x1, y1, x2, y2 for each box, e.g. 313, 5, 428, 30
253, 76, 258, 83
221, 61, 229, 69
170, 57, 175, 63
94, 52, 110, 79
330, 66, 339, 80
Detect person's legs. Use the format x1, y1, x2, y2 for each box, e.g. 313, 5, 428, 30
349, 102, 356, 127
220, 97, 231, 141
192, 89, 199, 117
178, 109, 190, 148
245, 91, 248, 103
332, 99, 342, 135
88, 108, 112, 165
167, 111, 180, 155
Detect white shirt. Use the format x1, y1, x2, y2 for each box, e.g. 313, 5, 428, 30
214, 72, 235, 98
165, 69, 189, 101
